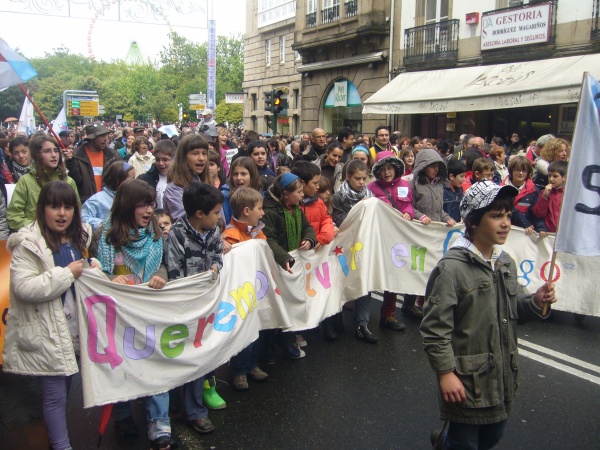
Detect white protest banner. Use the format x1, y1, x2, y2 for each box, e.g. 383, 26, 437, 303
555, 73, 600, 256
76, 199, 599, 407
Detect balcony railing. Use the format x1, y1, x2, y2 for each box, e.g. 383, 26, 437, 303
321, 4, 340, 24
404, 19, 459, 66
593, 0, 600, 40
345, 0, 358, 17
306, 11, 317, 28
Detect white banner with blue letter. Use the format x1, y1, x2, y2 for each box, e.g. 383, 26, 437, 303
77, 199, 599, 407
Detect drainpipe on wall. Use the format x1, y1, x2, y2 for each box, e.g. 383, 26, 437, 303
387, 0, 396, 129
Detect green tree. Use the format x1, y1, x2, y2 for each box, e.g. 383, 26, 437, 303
215, 101, 243, 125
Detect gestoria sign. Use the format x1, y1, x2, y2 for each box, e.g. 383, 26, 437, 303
481, 3, 552, 51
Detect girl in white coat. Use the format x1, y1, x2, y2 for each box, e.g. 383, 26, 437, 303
3, 181, 97, 450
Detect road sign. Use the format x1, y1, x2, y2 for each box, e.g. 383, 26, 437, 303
189, 104, 206, 110
189, 93, 205, 100
98, 105, 105, 114
79, 100, 99, 116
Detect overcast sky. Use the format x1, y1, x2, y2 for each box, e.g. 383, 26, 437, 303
0, 0, 246, 62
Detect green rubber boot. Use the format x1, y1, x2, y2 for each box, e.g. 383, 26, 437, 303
203, 377, 226, 410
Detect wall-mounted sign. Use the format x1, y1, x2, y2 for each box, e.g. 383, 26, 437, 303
481, 2, 552, 51
225, 93, 245, 104
466, 12, 479, 25
333, 81, 348, 107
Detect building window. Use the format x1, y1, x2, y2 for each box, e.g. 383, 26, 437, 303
345, 0, 358, 17
266, 40, 271, 65
322, 0, 340, 24
307, 0, 317, 28
404, 19, 459, 66
280, 35, 286, 63
258, 0, 297, 28
251, 93, 257, 111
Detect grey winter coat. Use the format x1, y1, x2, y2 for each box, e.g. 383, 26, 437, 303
410, 148, 451, 223
420, 247, 549, 425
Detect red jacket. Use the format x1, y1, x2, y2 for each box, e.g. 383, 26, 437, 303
531, 186, 563, 232
301, 197, 335, 245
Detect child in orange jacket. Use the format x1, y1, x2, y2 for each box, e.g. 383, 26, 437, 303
223, 187, 269, 390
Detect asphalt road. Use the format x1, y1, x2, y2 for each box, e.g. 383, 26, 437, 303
1, 297, 599, 450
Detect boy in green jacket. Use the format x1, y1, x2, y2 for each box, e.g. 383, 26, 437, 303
421, 180, 556, 450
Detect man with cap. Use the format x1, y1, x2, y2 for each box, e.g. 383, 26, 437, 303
133, 125, 146, 138
66, 121, 120, 203
198, 109, 218, 138
421, 180, 556, 450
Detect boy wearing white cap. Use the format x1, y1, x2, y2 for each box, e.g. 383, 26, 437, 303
421, 180, 556, 450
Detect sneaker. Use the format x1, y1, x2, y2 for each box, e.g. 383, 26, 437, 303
115, 416, 139, 438
149, 435, 179, 450
355, 325, 378, 343
248, 367, 269, 382
189, 417, 215, 434
233, 374, 249, 391
295, 334, 307, 347
282, 342, 306, 359
379, 314, 406, 331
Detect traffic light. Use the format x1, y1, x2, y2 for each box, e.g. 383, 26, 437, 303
273, 89, 286, 114
264, 90, 273, 113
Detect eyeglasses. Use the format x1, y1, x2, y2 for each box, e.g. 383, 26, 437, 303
136, 202, 157, 209
377, 134, 389, 138
513, 169, 528, 174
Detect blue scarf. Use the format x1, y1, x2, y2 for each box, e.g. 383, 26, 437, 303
98, 218, 163, 283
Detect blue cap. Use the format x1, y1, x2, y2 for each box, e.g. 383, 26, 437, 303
280, 172, 299, 189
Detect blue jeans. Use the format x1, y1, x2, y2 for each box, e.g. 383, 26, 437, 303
231, 339, 260, 376
113, 393, 171, 440
183, 376, 208, 421
352, 294, 372, 326
443, 420, 507, 450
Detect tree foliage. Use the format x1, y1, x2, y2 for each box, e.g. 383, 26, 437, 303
215, 101, 243, 125
0, 33, 243, 125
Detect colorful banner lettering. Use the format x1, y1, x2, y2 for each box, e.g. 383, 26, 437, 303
74, 199, 599, 407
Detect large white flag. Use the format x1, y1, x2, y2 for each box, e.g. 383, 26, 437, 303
16, 95, 36, 136
52, 107, 68, 137
555, 74, 600, 256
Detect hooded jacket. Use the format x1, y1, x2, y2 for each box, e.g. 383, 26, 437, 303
421, 245, 548, 425
410, 148, 451, 222
262, 188, 316, 268
2, 222, 94, 376
301, 196, 335, 245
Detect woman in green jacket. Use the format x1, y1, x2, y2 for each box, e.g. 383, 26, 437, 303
7, 135, 79, 232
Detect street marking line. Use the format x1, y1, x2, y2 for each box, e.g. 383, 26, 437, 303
518, 339, 600, 375
518, 349, 600, 386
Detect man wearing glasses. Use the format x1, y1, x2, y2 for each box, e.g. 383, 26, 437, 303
369, 126, 396, 159
299, 128, 328, 162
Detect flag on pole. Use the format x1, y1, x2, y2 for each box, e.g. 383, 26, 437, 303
52, 107, 68, 137
0, 37, 37, 90
17, 95, 36, 136
555, 73, 600, 256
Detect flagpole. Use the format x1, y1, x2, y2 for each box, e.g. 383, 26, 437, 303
540, 71, 589, 316
18, 84, 65, 149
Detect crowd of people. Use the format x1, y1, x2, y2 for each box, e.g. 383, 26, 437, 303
0, 118, 560, 450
